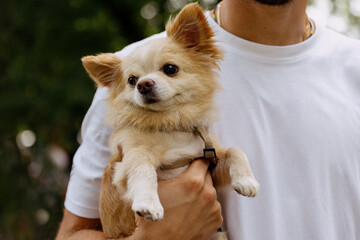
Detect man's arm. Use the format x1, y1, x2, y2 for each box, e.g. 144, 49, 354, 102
56, 159, 223, 240
56, 209, 105, 240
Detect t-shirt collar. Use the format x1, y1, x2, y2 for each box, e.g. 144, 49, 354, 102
206, 11, 322, 63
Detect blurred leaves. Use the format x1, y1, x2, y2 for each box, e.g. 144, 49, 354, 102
329, 0, 360, 37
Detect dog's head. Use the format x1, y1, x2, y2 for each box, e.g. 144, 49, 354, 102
82, 3, 223, 131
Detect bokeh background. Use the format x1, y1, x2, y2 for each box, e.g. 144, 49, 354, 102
0, 0, 359, 239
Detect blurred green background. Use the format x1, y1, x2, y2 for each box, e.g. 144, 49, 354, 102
0, 0, 359, 239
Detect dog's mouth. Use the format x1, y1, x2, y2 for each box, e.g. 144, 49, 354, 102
142, 94, 159, 104
135, 92, 182, 112
144, 97, 159, 104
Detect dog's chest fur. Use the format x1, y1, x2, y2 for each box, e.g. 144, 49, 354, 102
110, 129, 205, 180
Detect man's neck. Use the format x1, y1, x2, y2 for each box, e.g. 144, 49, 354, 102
220, 0, 308, 46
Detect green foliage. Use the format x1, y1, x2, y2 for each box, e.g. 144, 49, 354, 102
329, 0, 360, 37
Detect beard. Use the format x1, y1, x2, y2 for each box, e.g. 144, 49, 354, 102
254, 0, 293, 6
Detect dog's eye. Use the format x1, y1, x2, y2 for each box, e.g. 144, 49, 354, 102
128, 76, 138, 87
163, 64, 178, 77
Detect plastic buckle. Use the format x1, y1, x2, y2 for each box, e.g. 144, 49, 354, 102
203, 148, 216, 159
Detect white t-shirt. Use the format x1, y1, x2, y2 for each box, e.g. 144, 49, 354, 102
65, 12, 360, 240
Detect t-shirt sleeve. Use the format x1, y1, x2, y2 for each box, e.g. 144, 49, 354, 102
64, 87, 112, 218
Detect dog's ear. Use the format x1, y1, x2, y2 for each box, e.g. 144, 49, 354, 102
81, 53, 121, 87
166, 3, 221, 59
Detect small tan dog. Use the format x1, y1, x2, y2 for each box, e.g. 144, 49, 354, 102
82, 3, 259, 239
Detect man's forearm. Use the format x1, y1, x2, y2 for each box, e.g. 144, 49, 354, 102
56, 229, 106, 240
56, 228, 147, 240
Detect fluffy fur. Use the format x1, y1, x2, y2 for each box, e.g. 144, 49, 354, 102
82, 3, 259, 239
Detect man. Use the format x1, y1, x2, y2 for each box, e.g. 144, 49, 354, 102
56, 0, 360, 239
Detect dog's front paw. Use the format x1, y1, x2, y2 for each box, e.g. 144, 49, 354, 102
132, 197, 164, 221
232, 176, 259, 197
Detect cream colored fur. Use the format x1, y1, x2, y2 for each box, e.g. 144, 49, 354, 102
81, 3, 259, 239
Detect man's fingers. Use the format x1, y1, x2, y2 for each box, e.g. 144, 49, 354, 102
182, 158, 210, 179
204, 170, 213, 185
176, 159, 211, 194
158, 159, 211, 197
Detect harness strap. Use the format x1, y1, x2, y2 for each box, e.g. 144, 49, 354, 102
159, 157, 195, 170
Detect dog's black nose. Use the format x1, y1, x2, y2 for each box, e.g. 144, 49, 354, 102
137, 79, 154, 95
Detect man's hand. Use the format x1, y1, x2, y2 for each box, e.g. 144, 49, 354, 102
133, 159, 223, 240
56, 159, 222, 240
